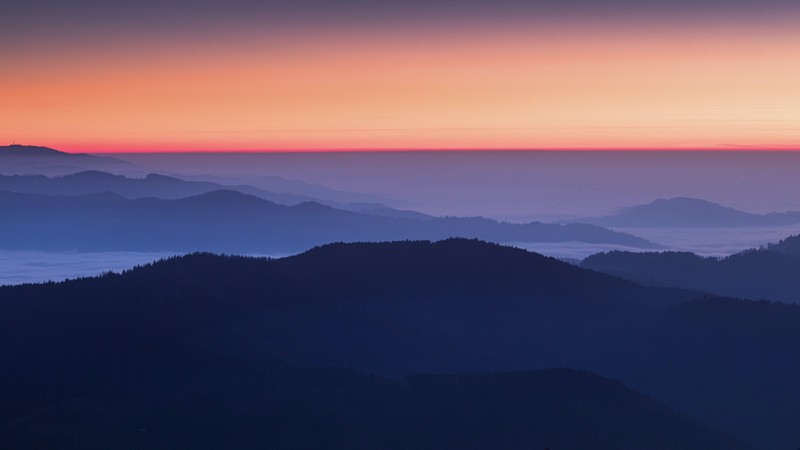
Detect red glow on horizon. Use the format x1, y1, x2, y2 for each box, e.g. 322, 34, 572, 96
61, 145, 800, 154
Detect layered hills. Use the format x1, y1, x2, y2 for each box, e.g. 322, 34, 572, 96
0, 145, 136, 176
2, 239, 797, 448
582, 235, 800, 304
0, 190, 657, 252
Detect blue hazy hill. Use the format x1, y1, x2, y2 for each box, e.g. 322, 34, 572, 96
0, 189, 658, 252
582, 197, 800, 228
0, 144, 136, 176
0, 170, 435, 219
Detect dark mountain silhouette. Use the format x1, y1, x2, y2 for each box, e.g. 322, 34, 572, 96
639, 296, 800, 450
765, 234, 800, 257
0, 239, 797, 447
581, 197, 800, 227
0, 190, 658, 252
0, 366, 745, 450
0, 239, 750, 449
0, 144, 138, 176
582, 246, 800, 304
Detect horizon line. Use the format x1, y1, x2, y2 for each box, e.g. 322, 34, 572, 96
89, 147, 800, 154
7, 143, 800, 154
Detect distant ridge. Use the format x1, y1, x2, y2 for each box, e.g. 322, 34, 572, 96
0, 170, 437, 218
0, 144, 88, 157
176, 173, 394, 206
0, 145, 137, 176
581, 197, 800, 228
0, 189, 658, 253
0, 170, 319, 205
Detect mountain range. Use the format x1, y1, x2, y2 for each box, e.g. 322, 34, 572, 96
1, 144, 399, 207
3, 144, 799, 449
581, 197, 800, 228
0, 170, 322, 205
3, 239, 799, 448
582, 234, 800, 304
0, 170, 429, 219
0, 144, 138, 176
0, 189, 657, 252
179, 172, 396, 206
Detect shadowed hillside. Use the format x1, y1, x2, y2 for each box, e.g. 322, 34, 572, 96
765, 234, 800, 257
0, 240, 796, 447
582, 246, 800, 303
0, 366, 746, 450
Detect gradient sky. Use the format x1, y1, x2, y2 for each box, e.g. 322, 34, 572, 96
2, 0, 800, 152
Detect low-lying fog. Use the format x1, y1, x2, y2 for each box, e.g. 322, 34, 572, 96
0, 251, 292, 286
6, 222, 798, 285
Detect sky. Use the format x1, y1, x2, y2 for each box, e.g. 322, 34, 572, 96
2, 0, 800, 152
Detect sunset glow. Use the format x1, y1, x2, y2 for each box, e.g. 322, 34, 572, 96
3, 5, 800, 152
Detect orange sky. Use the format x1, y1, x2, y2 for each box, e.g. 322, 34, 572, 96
3, 22, 800, 152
